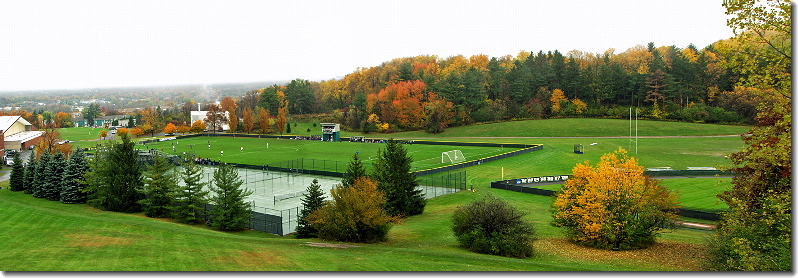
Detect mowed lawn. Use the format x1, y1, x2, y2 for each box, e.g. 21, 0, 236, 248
0, 183, 712, 271
135, 136, 522, 172
391, 118, 751, 138
55, 126, 110, 141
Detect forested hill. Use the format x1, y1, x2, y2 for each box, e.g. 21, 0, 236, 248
254, 40, 765, 134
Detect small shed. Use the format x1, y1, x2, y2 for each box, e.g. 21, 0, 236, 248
321, 123, 340, 141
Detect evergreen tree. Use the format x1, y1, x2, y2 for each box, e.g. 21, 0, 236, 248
85, 133, 145, 212
32, 151, 51, 199
295, 179, 326, 238
8, 151, 25, 191
138, 154, 179, 218
341, 152, 366, 188
60, 149, 89, 204
23, 152, 37, 194
208, 163, 252, 231
372, 138, 426, 217
174, 155, 209, 224
43, 152, 67, 201
286, 122, 292, 134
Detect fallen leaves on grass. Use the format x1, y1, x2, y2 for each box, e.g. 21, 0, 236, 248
65, 233, 133, 248
304, 242, 361, 248
536, 238, 707, 271
212, 250, 292, 268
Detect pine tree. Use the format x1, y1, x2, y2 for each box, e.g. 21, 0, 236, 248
372, 138, 426, 217
85, 133, 145, 212
295, 179, 326, 238
23, 153, 37, 194
60, 149, 89, 204
341, 152, 366, 188
32, 151, 51, 199
43, 152, 67, 201
174, 155, 209, 224
138, 154, 179, 218
286, 122, 292, 134
8, 152, 25, 191
208, 163, 252, 231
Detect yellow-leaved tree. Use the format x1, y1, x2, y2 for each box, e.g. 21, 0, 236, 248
552, 148, 679, 250
549, 89, 568, 115
307, 177, 399, 243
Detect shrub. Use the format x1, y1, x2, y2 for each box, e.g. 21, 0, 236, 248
308, 177, 398, 243
451, 194, 536, 258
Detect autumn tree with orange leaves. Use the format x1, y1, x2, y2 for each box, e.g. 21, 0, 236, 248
163, 123, 177, 135
257, 107, 271, 134
552, 148, 679, 251
242, 107, 255, 134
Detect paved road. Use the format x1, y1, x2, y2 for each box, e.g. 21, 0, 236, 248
0, 150, 33, 184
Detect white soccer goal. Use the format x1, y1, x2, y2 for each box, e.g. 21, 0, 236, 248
442, 150, 466, 164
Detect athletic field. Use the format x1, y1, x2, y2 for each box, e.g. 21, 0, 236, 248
139, 135, 519, 172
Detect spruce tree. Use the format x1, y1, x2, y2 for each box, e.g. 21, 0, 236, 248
23, 153, 37, 194
32, 151, 51, 199
8, 151, 25, 191
372, 138, 426, 217
341, 152, 366, 188
209, 163, 252, 231
286, 123, 292, 134
85, 133, 145, 212
174, 155, 209, 224
138, 154, 178, 218
43, 152, 67, 201
295, 179, 326, 238
60, 149, 89, 204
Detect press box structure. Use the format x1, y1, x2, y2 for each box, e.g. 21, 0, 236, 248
321, 123, 340, 141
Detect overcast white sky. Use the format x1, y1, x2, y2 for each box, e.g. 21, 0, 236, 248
0, 0, 734, 92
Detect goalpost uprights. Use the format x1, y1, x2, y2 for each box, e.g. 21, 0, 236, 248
442, 150, 466, 164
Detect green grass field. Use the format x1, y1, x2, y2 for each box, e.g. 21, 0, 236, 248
56, 126, 110, 141
0, 118, 749, 271
0, 182, 711, 271
389, 118, 751, 138
135, 136, 522, 173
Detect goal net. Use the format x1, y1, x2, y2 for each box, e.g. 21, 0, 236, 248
442, 150, 466, 164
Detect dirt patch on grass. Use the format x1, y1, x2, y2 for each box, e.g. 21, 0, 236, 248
536, 238, 707, 271
66, 233, 134, 248
304, 242, 361, 248
212, 250, 292, 269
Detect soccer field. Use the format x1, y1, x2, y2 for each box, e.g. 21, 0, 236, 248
141, 135, 520, 172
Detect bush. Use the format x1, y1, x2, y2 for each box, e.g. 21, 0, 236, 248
308, 177, 397, 243
451, 194, 536, 258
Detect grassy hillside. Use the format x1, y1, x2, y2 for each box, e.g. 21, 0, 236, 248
0, 183, 711, 271
383, 118, 751, 138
